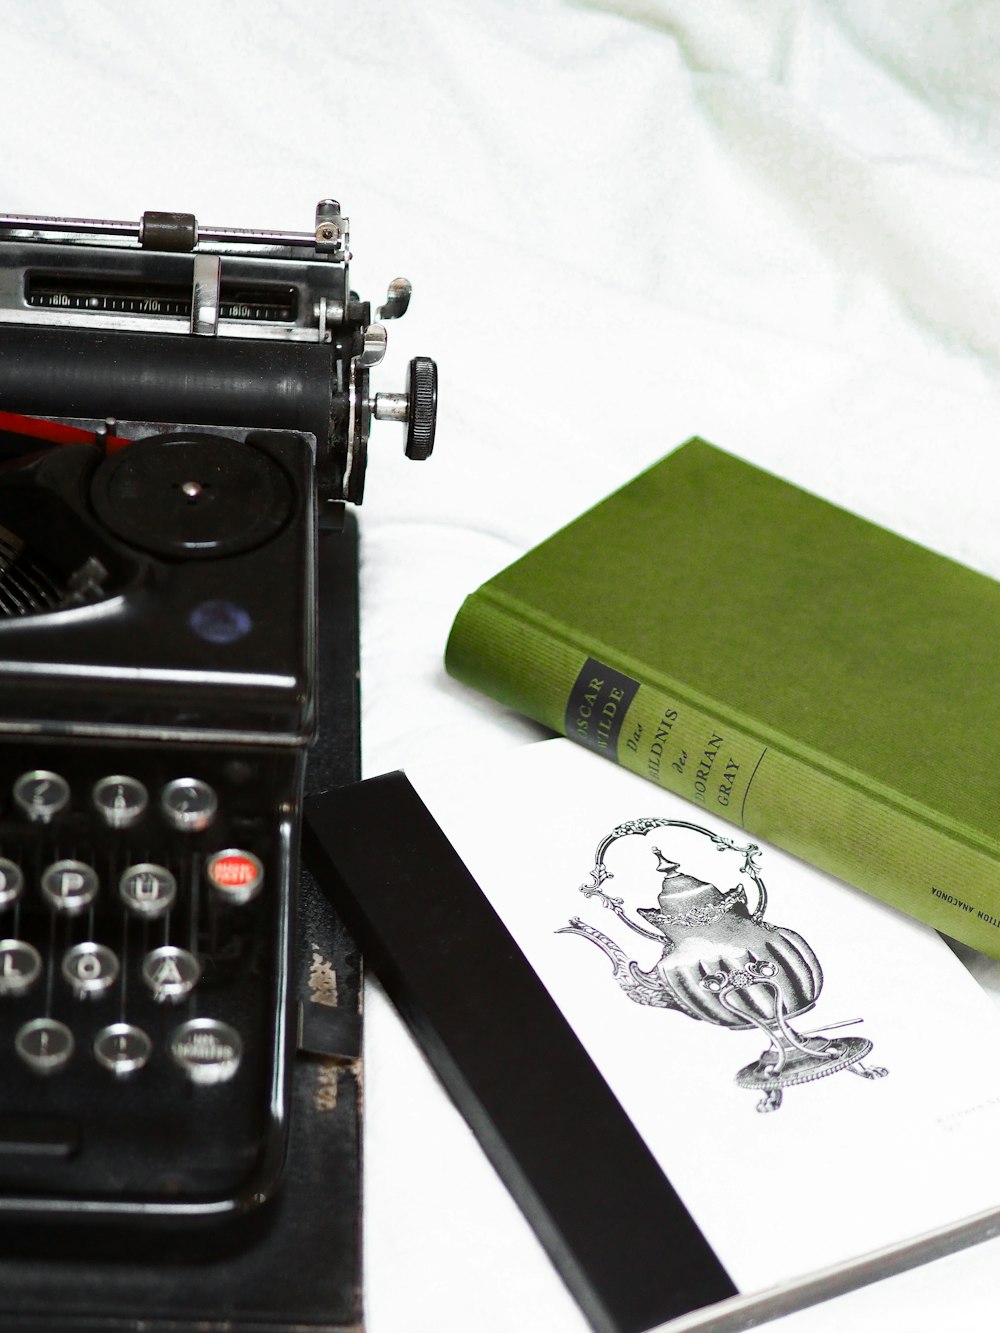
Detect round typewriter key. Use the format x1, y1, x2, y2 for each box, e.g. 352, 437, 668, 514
93, 775, 148, 829
205, 849, 264, 905
0, 940, 42, 996
94, 1023, 152, 1076
13, 770, 70, 824
41, 860, 99, 914
62, 942, 119, 999
119, 864, 176, 918
0, 859, 24, 910
161, 778, 217, 833
142, 945, 200, 1003
170, 1018, 242, 1086
15, 1018, 74, 1074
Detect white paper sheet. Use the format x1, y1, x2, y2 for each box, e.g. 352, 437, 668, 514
410, 739, 1000, 1297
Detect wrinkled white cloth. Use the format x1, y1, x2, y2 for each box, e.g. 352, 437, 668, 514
5, 3, 1000, 1329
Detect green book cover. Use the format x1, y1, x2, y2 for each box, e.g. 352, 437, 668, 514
445, 439, 1000, 956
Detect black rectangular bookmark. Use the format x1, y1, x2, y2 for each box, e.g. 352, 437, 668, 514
303, 771, 736, 1333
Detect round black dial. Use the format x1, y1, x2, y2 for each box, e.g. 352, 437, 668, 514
90, 432, 294, 558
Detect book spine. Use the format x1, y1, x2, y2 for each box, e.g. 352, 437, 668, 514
446, 589, 1000, 958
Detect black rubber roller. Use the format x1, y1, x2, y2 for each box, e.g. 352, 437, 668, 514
405, 357, 437, 461
0, 326, 335, 451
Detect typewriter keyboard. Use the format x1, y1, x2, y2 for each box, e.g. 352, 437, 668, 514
0, 741, 296, 1217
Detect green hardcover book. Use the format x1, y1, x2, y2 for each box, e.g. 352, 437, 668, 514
445, 439, 1000, 956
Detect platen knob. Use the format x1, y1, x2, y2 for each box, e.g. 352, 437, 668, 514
405, 356, 437, 461
373, 356, 438, 461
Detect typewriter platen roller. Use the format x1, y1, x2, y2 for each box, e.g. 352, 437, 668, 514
0, 201, 435, 1233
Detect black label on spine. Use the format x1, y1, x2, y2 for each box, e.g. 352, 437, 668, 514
565, 657, 640, 757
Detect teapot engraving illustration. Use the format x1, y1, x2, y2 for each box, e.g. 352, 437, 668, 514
558, 817, 888, 1111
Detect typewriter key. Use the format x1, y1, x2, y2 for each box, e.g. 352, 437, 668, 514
142, 945, 200, 1002
119, 864, 176, 918
15, 1018, 74, 1073
0, 940, 41, 995
41, 860, 99, 914
0, 859, 24, 909
161, 778, 217, 832
205, 849, 264, 905
170, 1018, 242, 1086
62, 942, 119, 998
94, 1024, 151, 1076
13, 771, 70, 824
93, 774, 148, 829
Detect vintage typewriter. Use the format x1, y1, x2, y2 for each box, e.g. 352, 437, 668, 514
0, 200, 435, 1267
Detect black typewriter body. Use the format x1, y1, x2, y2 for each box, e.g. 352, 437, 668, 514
0, 203, 435, 1248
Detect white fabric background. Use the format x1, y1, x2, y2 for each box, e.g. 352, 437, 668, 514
3, 3, 1000, 1329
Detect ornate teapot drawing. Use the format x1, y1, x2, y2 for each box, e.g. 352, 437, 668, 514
558, 817, 888, 1111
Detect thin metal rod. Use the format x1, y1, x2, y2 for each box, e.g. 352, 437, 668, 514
0, 213, 319, 247
0, 214, 136, 236
199, 225, 317, 247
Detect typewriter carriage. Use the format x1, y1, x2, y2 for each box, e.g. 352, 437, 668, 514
0, 199, 437, 511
